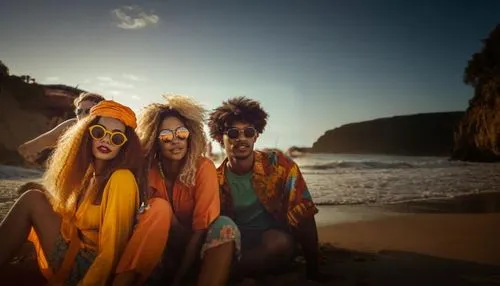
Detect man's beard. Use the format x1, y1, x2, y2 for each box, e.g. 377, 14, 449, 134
234, 151, 253, 160
232, 142, 253, 160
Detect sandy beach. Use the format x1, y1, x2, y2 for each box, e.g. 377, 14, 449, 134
1, 165, 499, 285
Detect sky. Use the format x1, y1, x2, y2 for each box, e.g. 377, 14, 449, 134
1, 0, 499, 150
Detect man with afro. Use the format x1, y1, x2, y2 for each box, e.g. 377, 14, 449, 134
208, 96, 327, 282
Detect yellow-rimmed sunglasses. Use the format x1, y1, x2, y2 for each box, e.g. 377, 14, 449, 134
88, 125, 128, 147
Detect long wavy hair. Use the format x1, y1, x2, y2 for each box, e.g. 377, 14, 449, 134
43, 115, 144, 216
136, 94, 207, 187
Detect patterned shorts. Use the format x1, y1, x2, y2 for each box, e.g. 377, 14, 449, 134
47, 234, 97, 286
201, 215, 241, 259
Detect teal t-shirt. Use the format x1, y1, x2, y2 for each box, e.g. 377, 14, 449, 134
226, 168, 277, 230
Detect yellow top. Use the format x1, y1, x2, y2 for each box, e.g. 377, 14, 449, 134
60, 169, 140, 285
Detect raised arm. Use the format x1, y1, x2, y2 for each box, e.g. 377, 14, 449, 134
18, 118, 76, 162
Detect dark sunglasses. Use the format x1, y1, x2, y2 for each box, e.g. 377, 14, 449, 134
225, 127, 257, 140
89, 125, 128, 147
158, 127, 190, 143
75, 108, 90, 116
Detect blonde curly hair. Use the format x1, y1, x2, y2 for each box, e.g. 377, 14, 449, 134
137, 94, 207, 187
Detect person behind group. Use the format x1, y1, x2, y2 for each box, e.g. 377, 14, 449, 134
113, 95, 240, 286
208, 96, 328, 281
0, 100, 143, 285
17, 92, 105, 165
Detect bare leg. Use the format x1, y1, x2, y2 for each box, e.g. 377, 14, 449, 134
197, 242, 235, 286
236, 229, 294, 277
16, 182, 47, 195
0, 190, 61, 266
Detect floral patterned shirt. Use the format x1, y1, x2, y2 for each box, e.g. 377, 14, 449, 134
217, 150, 318, 229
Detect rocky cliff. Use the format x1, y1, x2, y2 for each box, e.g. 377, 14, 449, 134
0, 75, 85, 165
312, 112, 464, 156
451, 24, 500, 162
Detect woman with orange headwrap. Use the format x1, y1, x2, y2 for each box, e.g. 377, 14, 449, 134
0, 100, 144, 285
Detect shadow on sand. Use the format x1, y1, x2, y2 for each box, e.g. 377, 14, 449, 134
1, 243, 500, 286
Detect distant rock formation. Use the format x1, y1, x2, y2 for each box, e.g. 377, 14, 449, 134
259, 148, 284, 154
451, 24, 500, 162
286, 146, 311, 158
312, 112, 464, 156
0, 74, 85, 165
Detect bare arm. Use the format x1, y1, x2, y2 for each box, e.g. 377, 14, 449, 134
292, 217, 320, 278
18, 118, 76, 162
282, 158, 322, 279
173, 159, 220, 285
172, 230, 205, 285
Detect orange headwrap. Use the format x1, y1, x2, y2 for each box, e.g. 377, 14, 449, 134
89, 100, 137, 129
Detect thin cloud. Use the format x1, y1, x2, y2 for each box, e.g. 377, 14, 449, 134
96, 76, 134, 89
104, 81, 134, 89
122, 73, 145, 81
112, 5, 159, 30
45, 76, 60, 82
131, 95, 141, 100
97, 76, 113, 82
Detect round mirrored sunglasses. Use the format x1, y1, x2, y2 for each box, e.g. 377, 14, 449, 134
158, 126, 190, 143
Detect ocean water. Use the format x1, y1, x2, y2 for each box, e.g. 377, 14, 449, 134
275, 153, 500, 205
1, 153, 499, 207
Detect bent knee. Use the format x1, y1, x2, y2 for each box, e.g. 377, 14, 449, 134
136, 198, 173, 231
19, 189, 49, 203
146, 198, 173, 217
17, 182, 47, 195
262, 230, 294, 255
